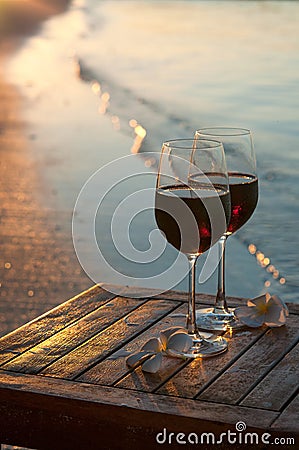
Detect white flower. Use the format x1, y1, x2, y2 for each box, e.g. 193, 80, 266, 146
166, 331, 193, 353
235, 294, 289, 328
126, 327, 192, 373
141, 352, 163, 373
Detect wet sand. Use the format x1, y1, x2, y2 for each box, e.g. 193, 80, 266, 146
0, 1, 91, 337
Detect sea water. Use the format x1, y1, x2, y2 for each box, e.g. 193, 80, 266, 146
6, 0, 299, 302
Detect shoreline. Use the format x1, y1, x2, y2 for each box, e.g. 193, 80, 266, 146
0, 0, 91, 336
0, 0, 296, 310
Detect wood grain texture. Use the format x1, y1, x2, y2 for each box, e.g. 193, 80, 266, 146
108, 285, 299, 313
198, 316, 299, 405
1, 297, 147, 374
0, 285, 298, 449
107, 283, 250, 307
0, 285, 116, 365
156, 327, 266, 398
270, 393, 299, 434
40, 298, 180, 379
240, 343, 299, 411
0, 370, 278, 429
78, 303, 187, 386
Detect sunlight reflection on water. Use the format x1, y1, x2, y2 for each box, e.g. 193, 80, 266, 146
5, 0, 299, 302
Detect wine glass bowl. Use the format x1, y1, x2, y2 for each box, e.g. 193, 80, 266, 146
155, 138, 231, 358
226, 172, 258, 235
194, 128, 259, 331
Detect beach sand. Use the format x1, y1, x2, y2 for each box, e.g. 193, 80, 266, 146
0, 0, 91, 337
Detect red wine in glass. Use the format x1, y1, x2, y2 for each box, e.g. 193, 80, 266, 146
195, 128, 259, 331
227, 172, 258, 235
155, 138, 230, 357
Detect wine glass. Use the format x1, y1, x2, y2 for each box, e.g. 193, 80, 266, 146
155, 138, 230, 358
195, 127, 258, 331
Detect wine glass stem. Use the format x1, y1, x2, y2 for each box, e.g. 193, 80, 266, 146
186, 255, 200, 336
214, 235, 229, 313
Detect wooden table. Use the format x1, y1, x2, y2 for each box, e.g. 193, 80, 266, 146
0, 284, 298, 449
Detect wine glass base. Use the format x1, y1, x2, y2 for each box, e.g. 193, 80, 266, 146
196, 307, 244, 331
166, 335, 228, 359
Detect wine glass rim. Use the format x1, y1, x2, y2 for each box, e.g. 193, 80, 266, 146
196, 127, 251, 136
163, 138, 223, 149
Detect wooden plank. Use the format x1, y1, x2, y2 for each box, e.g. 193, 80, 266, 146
79, 304, 188, 386
1, 297, 148, 375
241, 343, 299, 411
270, 393, 299, 434
155, 327, 266, 398
103, 283, 251, 308
101, 283, 190, 301
197, 315, 299, 405
118, 285, 299, 314
0, 370, 278, 431
286, 302, 299, 315
40, 299, 180, 379
0, 284, 116, 365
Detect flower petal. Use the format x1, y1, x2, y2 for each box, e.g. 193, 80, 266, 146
234, 306, 265, 328
161, 327, 187, 340
262, 295, 288, 327
141, 352, 163, 373
247, 295, 267, 308
268, 295, 289, 316
126, 350, 152, 369
167, 331, 193, 352
264, 304, 284, 326
160, 332, 168, 350
265, 313, 287, 327
160, 327, 187, 350
141, 337, 163, 353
